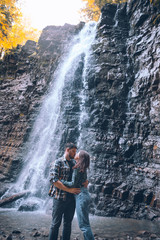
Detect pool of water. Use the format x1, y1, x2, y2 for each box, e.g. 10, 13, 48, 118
0, 209, 160, 239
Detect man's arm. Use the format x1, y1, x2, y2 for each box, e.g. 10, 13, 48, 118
50, 159, 80, 194
54, 180, 80, 194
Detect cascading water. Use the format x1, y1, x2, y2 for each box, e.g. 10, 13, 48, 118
2, 22, 97, 210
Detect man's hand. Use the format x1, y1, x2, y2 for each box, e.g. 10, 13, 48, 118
82, 180, 89, 188
67, 188, 81, 194
54, 181, 80, 194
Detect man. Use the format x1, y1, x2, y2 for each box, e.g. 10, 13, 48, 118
48, 143, 81, 240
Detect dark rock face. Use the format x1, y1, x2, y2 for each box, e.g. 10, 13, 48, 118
85, 0, 160, 220
0, 0, 160, 221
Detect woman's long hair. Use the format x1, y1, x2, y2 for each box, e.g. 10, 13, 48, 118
73, 150, 90, 172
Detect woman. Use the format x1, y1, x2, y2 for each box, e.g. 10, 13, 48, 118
61, 150, 95, 240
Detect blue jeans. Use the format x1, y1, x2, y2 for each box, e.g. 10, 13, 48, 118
48, 196, 75, 240
75, 187, 95, 240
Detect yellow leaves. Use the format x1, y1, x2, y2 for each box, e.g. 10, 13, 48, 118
0, 0, 19, 27
19, 113, 25, 117
81, 0, 101, 21
0, 0, 40, 57
81, 0, 127, 21
5, 18, 39, 49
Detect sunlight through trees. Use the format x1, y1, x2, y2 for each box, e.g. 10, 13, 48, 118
0, 0, 40, 58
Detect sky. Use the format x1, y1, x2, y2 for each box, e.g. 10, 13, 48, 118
21, 0, 85, 30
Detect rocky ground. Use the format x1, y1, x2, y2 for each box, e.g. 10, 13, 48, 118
0, 210, 160, 240
1, 229, 160, 240
1, 227, 160, 240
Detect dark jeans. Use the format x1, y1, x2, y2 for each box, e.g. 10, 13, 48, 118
48, 196, 75, 240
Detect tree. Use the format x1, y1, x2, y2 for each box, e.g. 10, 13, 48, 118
81, 0, 127, 21
0, 0, 18, 40
81, 0, 100, 21
0, 0, 40, 58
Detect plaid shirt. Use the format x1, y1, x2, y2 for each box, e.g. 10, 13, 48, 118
48, 156, 76, 201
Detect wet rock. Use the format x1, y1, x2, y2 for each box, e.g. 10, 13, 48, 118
12, 230, 21, 234
150, 234, 158, 239
21, 40, 37, 56
6, 234, 12, 240
41, 230, 49, 238
18, 203, 39, 211
18, 197, 43, 212
0, 231, 6, 240
147, 210, 158, 221
87, 0, 160, 220
31, 229, 41, 237
137, 230, 151, 238
129, 191, 144, 204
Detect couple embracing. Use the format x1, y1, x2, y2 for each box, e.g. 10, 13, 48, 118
48, 142, 95, 240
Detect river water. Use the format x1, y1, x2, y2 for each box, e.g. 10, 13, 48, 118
0, 209, 160, 239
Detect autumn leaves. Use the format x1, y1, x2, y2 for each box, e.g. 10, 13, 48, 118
81, 0, 127, 21
0, 0, 39, 57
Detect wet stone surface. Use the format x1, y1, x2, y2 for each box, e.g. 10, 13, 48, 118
0, 210, 160, 240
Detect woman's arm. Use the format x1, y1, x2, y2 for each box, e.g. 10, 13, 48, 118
50, 159, 80, 194
53, 180, 80, 194
61, 168, 79, 188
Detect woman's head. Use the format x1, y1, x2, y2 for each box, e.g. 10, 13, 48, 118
74, 150, 90, 172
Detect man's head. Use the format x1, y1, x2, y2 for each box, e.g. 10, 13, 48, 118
64, 142, 77, 160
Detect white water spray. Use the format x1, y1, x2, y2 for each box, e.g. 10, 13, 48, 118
2, 22, 97, 209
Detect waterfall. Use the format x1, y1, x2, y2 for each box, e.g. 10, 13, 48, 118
77, 23, 97, 149
2, 21, 97, 210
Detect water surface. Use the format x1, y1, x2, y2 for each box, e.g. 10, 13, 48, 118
0, 209, 160, 239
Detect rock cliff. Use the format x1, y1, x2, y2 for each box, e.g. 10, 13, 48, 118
0, 0, 160, 221
86, 0, 160, 220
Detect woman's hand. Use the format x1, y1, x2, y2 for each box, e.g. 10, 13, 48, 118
82, 180, 89, 188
